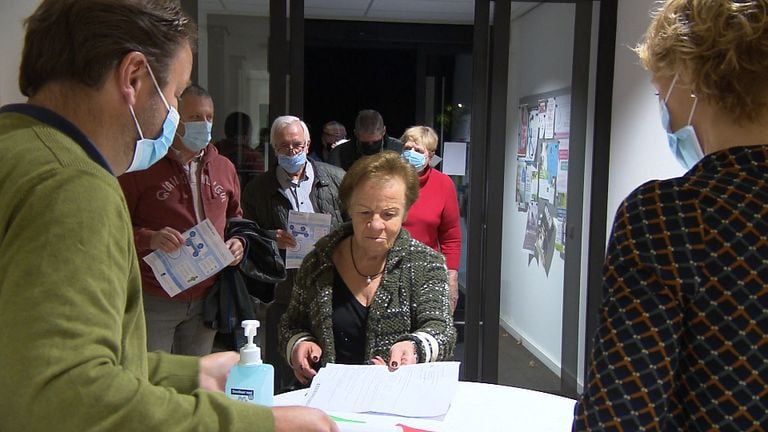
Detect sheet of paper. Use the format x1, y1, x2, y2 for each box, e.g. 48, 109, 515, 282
544, 97, 556, 139
285, 210, 332, 269
442, 141, 467, 176
143, 219, 234, 297
554, 94, 571, 138
305, 362, 460, 418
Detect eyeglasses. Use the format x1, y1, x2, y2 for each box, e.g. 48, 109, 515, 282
275, 141, 307, 153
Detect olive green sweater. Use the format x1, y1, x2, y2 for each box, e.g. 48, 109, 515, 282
0, 106, 273, 431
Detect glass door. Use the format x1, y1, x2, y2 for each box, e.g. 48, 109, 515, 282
196, 0, 272, 188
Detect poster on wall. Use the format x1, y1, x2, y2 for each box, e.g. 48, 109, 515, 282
554, 95, 571, 138
518, 105, 529, 157
555, 139, 569, 257
516, 88, 571, 274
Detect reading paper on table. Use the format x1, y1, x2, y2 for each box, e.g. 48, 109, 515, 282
285, 210, 332, 269
143, 219, 234, 297
305, 362, 460, 417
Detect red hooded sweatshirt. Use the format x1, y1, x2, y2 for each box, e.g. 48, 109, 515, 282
119, 144, 242, 301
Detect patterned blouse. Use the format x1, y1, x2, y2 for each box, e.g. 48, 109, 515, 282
574, 146, 768, 431
279, 222, 456, 366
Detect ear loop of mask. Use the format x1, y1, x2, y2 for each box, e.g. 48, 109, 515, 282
663, 73, 678, 104
664, 73, 698, 126
128, 62, 172, 140
686, 94, 698, 125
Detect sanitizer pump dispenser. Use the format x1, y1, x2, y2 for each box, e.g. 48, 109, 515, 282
225, 320, 274, 406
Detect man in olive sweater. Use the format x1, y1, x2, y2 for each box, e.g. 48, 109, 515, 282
0, 1, 336, 431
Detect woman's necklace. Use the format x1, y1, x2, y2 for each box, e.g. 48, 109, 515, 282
349, 239, 385, 285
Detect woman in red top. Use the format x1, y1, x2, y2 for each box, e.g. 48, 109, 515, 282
400, 126, 462, 311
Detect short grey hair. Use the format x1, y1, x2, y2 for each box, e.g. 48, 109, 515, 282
270, 115, 310, 146
180, 83, 211, 100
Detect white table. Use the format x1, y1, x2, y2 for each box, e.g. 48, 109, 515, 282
274, 381, 576, 431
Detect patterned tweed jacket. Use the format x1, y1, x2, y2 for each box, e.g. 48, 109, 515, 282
574, 146, 768, 431
278, 222, 456, 366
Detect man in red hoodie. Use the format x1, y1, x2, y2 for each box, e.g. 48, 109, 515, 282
120, 84, 244, 356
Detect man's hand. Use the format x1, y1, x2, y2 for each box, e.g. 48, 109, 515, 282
448, 269, 459, 313
290, 341, 322, 385
226, 237, 245, 266
198, 351, 240, 392
149, 227, 185, 252
275, 229, 297, 250
274, 406, 339, 432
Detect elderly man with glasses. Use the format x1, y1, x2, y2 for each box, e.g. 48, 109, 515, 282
242, 115, 346, 392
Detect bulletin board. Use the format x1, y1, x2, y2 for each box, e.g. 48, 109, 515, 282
516, 88, 571, 275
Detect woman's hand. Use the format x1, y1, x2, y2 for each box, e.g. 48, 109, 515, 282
368, 355, 387, 366
388, 341, 418, 371
226, 237, 244, 266
291, 341, 322, 385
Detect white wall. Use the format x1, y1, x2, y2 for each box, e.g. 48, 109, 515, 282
205, 13, 270, 142
573, 0, 683, 389
0, 0, 38, 105
501, 2, 576, 375
607, 0, 684, 232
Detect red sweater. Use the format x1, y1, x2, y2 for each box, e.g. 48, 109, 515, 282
119, 145, 242, 301
403, 166, 462, 270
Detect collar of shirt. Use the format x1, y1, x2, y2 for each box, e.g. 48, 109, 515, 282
0, 103, 113, 175
170, 145, 205, 164
276, 161, 315, 211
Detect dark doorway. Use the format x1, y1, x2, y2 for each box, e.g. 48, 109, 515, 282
302, 19, 472, 153
303, 46, 417, 149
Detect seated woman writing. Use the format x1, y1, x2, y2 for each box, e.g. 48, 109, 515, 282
279, 151, 457, 385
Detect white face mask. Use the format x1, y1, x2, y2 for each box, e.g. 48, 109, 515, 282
125, 63, 179, 173
179, 120, 213, 152
659, 74, 704, 170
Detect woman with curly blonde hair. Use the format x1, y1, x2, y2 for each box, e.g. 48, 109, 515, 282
574, 1, 768, 430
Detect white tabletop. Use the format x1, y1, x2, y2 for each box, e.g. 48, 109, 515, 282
275, 381, 576, 432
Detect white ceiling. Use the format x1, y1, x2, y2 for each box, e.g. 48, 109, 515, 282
200, 1, 540, 25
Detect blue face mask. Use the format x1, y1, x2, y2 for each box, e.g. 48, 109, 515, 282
125, 63, 180, 173
179, 120, 213, 152
277, 150, 307, 174
403, 149, 427, 171
660, 74, 704, 170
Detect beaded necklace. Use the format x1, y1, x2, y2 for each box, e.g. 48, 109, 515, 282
349, 239, 385, 285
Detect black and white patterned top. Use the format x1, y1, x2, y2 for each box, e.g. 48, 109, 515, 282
574, 146, 768, 431
279, 222, 456, 366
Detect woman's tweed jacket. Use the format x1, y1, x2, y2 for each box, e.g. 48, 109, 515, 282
279, 222, 456, 365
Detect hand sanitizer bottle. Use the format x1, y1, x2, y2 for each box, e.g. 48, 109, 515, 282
225, 320, 274, 406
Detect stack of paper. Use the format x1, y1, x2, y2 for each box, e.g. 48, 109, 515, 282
305, 362, 460, 417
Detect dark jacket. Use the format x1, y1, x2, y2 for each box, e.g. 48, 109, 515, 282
203, 218, 286, 333
328, 136, 402, 171
241, 159, 346, 303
